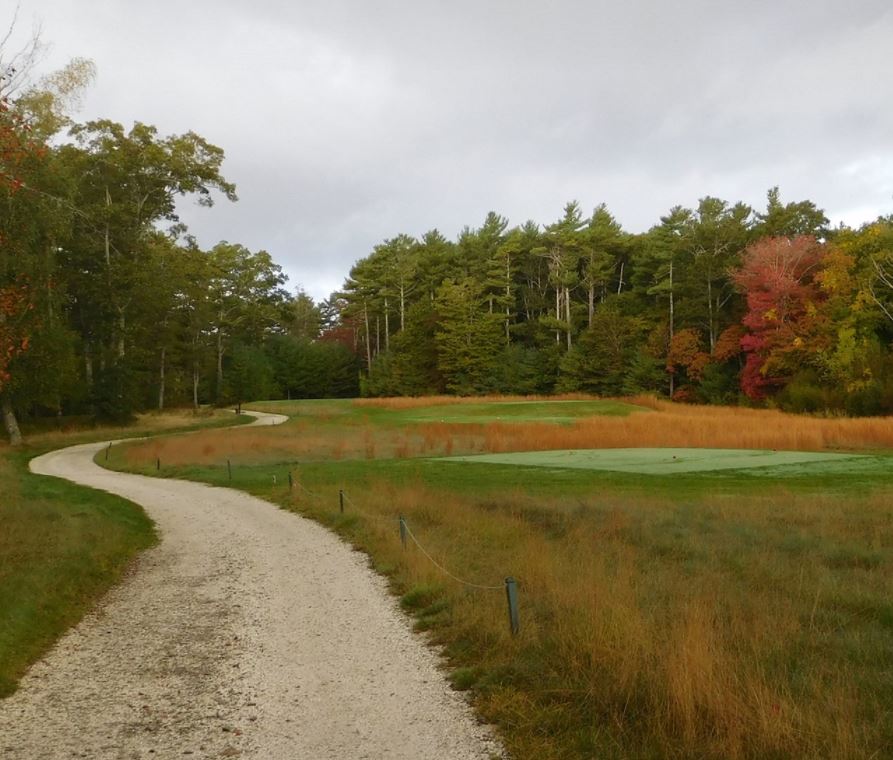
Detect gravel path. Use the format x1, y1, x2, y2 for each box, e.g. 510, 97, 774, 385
0, 412, 503, 759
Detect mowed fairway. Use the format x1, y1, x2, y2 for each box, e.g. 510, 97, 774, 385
104, 397, 893, 760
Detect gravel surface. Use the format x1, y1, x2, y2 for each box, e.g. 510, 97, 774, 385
0, 411, 504, 759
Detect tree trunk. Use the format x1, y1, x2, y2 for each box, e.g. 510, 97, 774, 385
216, 318, 224, 401
192, 363, 200, 410
617, 261, 625, 295
707, 275, 716, 351
1, 396, 23, 446
158, 345, 166, 411
384, 297, 390, 351
363, 301, 372, 370
555, 288, 561, 344
84, 344, 93, 388
505, 254, 511, 343
565, 286, 572, 349
399, 284, 405, 331
669, 259, 675, 397
117, 311, 126, 358
588, 282, 594, 328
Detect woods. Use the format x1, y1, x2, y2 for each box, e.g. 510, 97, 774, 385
341, 198, 893, 412
3, 34, 893, 446
0, 44, 359, 443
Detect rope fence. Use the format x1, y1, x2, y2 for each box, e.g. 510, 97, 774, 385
283, 469, 519, 634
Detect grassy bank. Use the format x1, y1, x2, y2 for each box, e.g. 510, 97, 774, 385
0, 409, 250, 698
105, 398, 893, 758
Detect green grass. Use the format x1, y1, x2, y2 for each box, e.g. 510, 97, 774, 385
396, 399, 644, 424
0, 409, 252, 698
0, 447, 155, 697
103, 400, 893, 758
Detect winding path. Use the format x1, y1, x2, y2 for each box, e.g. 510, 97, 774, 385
0, 411, 503, 759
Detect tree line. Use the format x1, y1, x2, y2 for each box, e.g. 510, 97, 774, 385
5, 36, 893, 447
1, 46, 358, 444
337, 194, 893, 413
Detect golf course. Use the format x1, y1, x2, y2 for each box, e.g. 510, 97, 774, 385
88, 396, 893, 759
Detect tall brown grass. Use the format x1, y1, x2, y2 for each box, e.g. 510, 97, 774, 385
272, 479, 892, 759
106, 399, 893, 758
127, 402, 893, 470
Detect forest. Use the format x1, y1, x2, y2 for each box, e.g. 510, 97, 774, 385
0, 54, 359, 445
341, 196, 893, 411
3, 51, 893, 446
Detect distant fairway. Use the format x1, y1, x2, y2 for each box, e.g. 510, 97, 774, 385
400, 399, 645, 424
441, 447, 868, 474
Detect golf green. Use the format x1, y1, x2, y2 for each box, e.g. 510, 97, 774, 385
440, 447, 867, 475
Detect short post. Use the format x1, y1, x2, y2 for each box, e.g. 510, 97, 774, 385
288, 471, 293, 490
105, 442, 112, 461
339, 489, 344, 514
227, 459, 232, 481
273, 474, 277, 485
505, 577, 520, 636
399, 515, 407, 549
156, 457, 160, 471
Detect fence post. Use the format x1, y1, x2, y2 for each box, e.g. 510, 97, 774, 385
399, 515, 407, 549
505, 577, 520, 636
273, 474, 277, 485
227, 459, 232, 481
288, 471, 293, 490
156, 457, 160, 471
339, 489, 344, 514
105, 442, 112, 461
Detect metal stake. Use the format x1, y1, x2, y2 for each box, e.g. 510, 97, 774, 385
505, 577, 520, 636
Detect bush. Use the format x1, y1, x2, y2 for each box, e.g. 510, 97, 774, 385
776, 372, 827, 413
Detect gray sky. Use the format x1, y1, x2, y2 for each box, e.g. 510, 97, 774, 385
10, 0, 893, 300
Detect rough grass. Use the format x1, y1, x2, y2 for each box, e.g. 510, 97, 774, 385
105, 397, 893, 758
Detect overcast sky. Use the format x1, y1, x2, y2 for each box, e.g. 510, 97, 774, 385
8, 1, 893, 300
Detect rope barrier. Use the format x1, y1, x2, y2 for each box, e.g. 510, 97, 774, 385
341, 491, 403, 526
294, 481, 321, 500
401, 522, 504, 591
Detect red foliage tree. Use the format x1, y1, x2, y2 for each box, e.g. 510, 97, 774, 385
732, 236, 827, 399
0, 96, 46, 399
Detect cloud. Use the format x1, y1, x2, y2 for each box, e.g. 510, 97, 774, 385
11, 0, 893, 300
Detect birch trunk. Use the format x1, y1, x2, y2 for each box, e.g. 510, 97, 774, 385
565, 286, 572, 349
1, 396, 22, 446
363, 301, 372, 370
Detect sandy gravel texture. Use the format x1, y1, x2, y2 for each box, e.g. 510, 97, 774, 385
0, 411, 503, 759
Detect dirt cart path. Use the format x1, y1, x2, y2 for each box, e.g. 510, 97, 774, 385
0, 411, 502, 759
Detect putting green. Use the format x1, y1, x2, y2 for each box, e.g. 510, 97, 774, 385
440, 447, 867, 475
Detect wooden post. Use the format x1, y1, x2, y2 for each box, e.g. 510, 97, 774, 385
339, 489, 344, 514
505, 577, 520, 635
156, 457, 160, 471
105, 442, 112, 461
399, 515, 407, 549
288, 471, 293, 490
227, 459, 232, 481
